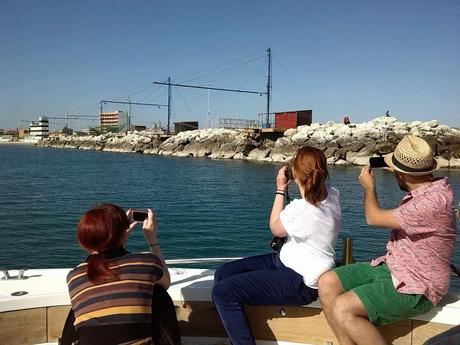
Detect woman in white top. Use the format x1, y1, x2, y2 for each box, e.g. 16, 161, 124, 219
212, 146, 342, 345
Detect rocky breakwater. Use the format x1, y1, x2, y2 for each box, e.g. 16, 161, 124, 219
37, 116, 460, 168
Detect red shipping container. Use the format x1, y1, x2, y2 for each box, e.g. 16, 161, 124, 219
275, 110, 312, 129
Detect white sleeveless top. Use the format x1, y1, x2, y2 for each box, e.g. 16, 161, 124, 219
279, 186, 341, 288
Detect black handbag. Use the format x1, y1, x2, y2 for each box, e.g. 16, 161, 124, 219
269, 183, 290, 251
269, 236, 286, 251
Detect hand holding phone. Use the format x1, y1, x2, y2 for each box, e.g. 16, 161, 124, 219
132, 210, 148, 222
369, 156, 388, 168
284, 165, 293, 181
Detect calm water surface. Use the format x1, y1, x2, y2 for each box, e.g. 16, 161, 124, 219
1, 144, 459, 291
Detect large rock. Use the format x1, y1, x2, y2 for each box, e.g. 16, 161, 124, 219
274, 137, 292, 148
324, 146, 338, 158
334, 159, 351, 166
271, 152, 290, 163
327, 157, 338, 165
420, 120, 438, 128
436, 156, 450, 168
234, 152, 246, 160
291, 131, 311, 145
449, 158, 460, 168
408, 121, 422, 129
375, 142, 396, 154
346, 151, 371, 166
449, 144, 460, 158
247, 148, 270, 161
144, 148, 159, 155
438, 129, 460, 145
284, 128, 297, 137
273, 144, 299, 158
333, 134, 355, 148
358, 143, 376, 157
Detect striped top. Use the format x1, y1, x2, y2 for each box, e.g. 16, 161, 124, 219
67, 247, 163, 344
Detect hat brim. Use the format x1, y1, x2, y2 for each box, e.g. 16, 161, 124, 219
383, 153, 439, 176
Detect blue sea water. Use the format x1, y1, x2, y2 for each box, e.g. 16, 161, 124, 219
1, 144, 459, 291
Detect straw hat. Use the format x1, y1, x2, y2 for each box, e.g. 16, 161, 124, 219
384, 135, 438, 175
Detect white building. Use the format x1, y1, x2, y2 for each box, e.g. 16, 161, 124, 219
100, 111, 128, 133
29, 116, 49, 139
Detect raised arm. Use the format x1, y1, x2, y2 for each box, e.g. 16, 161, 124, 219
269, 166, 289, 237
142, 209, 171, 289
359, 166, 401, 229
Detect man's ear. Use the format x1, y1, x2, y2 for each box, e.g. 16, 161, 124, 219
394, 171, 404, 180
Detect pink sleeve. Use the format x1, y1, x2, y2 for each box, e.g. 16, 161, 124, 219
393, 196, 445, 235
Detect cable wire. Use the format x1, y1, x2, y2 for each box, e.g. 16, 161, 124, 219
273, 54, 310, 105
182, 55, 264, 84
174, 50, 266, 82
175, 88, 197, 120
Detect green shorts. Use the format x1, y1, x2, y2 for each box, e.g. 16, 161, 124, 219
333, 262, 433, 325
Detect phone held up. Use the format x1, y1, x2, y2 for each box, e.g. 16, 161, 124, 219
368, 156, 388, 168
284, 165, 293, 181
132, 210, 148, 222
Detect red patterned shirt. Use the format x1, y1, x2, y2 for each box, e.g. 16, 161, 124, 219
371, 177, 456, 305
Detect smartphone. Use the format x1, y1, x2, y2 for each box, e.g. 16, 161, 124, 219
284, 166, 293, 181
369, 156, 388, 168
132, 210, 148, 222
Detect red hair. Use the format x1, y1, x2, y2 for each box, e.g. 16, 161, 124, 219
291, 146, 328, 207
77, 203, 129, 284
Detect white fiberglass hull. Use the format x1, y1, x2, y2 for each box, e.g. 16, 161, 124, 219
1, 267, 459, 345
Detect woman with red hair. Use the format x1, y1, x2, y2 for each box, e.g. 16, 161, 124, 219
212, 146, 342, 345
61, 204, 180, 345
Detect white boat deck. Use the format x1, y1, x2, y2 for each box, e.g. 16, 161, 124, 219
1, 267, 321, 344
1, 267, 459, 326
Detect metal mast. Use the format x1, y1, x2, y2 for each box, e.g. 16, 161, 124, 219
128, 96, 131, 133
266, 47, 272, 128
167, 77, 172, 134
100, 101, 103, 132
207, 82, 211, 128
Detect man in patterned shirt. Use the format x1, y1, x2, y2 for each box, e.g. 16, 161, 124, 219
318, 135, 457, 345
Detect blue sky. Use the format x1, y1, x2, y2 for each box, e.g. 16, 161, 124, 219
1, 0, 459, 130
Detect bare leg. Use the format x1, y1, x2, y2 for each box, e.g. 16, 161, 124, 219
333, 291, 387, 345
318, 271, 355, 345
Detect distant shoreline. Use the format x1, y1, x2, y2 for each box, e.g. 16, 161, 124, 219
0, 141, 35, 145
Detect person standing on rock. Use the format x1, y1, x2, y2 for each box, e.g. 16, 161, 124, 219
380, 122, 391, 141
212, 146, 341, 345
318, 135, 457, 345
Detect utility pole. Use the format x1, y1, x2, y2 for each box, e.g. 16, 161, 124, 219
167, 76, 171, 134
207, 82, 211, 128
266, 47, 272, 128
128, 96, 131, 133
100, 101, 103, 133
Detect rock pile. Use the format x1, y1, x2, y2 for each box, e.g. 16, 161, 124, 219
38, 117, 460, 168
